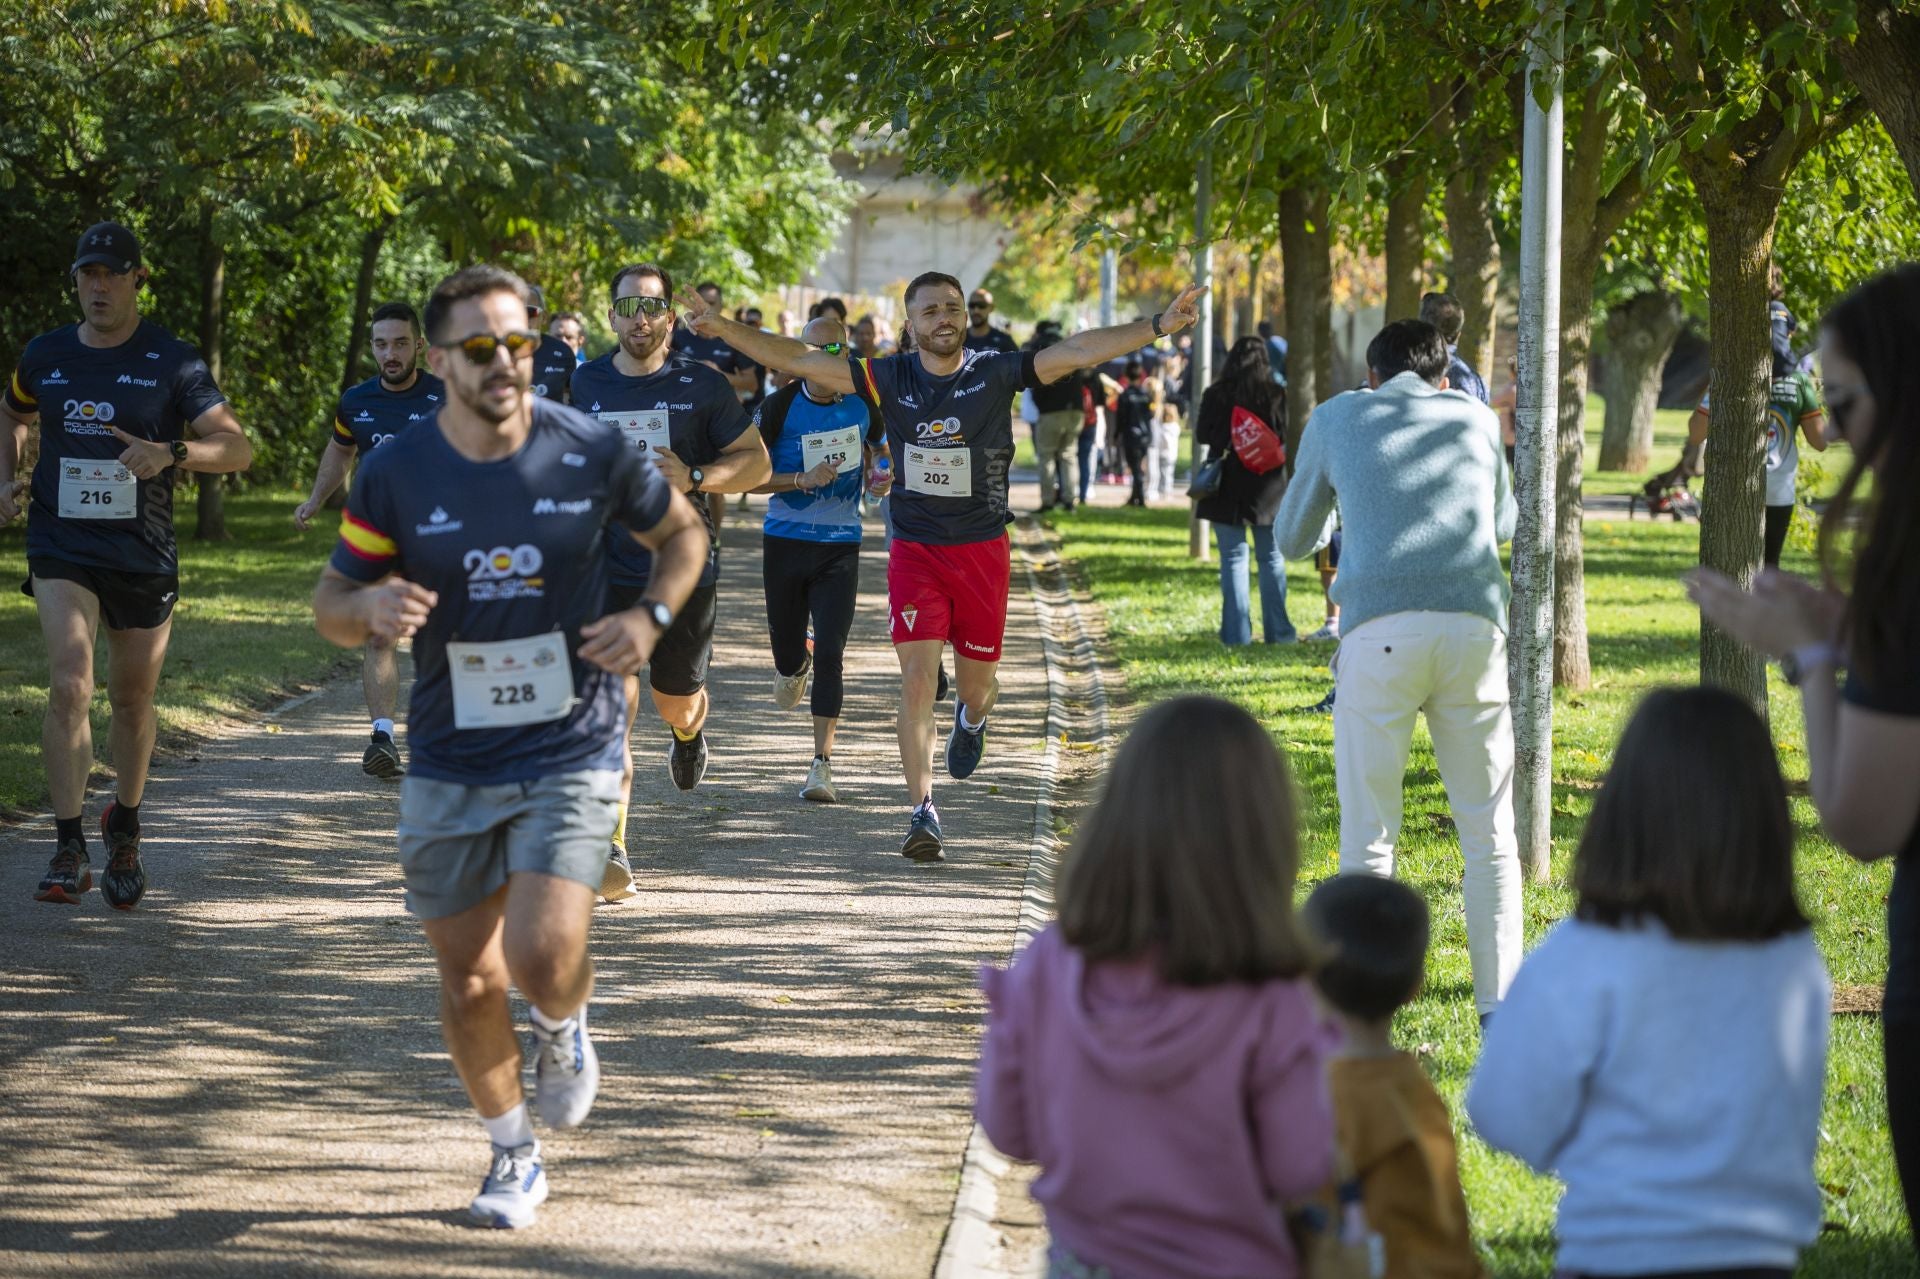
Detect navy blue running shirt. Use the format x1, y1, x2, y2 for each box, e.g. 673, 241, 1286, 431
8, 319, 227, 575
329, 398, 675, 785
963, 326, 1019, 356
849, 348, 1038, 546
671, 324, 741, 374
572, 353, 750, 589
530, 333, 575, 404
332, 371, 445, 456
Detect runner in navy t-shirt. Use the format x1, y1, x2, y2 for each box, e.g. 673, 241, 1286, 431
312, 264, 706, 1230
293, 300, 444, 781
525, 285, 575, 405
963, 288, 1019, 356
680, 271, 1205, 861
749, 313, 889, 804
572, 261, 769, 897
2, 221, 253, 911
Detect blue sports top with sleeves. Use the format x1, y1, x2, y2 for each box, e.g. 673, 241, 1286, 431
331, 372, 445, 456
9, 319, 227, 575
328, 398, 675, 786
571, 353, 751, 590
847, 347, 1037, 546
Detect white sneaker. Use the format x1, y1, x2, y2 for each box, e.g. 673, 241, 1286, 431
1306, 622, 1341, 642
800, 757, 838, 803
470, 1141, 548, 1229
773, 654, 812, 710
531, 1009, 599, 1129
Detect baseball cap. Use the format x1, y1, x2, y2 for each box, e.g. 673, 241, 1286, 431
72, 222, 141, 274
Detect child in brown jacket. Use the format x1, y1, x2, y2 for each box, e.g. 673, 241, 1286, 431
1302, 875, 1486, 1279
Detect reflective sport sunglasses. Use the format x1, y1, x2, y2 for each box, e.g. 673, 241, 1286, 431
437, 329, 540, 365
612, 295, 672, 318
809, 340, 848, 356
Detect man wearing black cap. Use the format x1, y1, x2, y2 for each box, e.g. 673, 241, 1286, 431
0, 221, 253, 909
524, 285, 575, 405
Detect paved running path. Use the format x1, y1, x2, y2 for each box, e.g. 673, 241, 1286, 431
0, 511, 1058, 1278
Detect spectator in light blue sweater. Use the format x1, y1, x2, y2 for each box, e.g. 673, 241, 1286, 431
1468, 686, 1829, 1279
1274, 319, 1520, 1016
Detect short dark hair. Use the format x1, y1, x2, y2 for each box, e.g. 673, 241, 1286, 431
369, 301, 420, 333
903, 270, 964, 311
1124, 360, 1143, 377
811, 296, 848, 321
610, 262, 674, 305
1301, 875, 1430, 1021
1366, 319, 1449, 385
1418, 291, 1465, 342
1057, 696, 1314, 986
696, 280, 721, 297
1576, 686, 1808, 941
423, 264, 530, 344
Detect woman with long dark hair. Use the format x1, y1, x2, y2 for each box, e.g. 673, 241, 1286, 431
1689, 261, 1920, 1244
1194, 336, 1294, 645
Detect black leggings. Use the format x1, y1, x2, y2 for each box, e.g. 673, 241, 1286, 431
1764, 503, 1793, 568
763, 536, 860, 720
1889, 1017, 1920, 1248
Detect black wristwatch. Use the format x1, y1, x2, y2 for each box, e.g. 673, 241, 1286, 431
1150, 312, 1166, 338
169, 439, 189, 466
639, 599, 673, 630
687, 466, 705, 493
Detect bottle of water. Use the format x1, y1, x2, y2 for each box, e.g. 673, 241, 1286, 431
863, 456, 890, 514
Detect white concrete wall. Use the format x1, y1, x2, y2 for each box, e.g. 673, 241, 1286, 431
804, 152, 1014, 311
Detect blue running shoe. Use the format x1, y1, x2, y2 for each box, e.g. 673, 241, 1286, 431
901, 800, 944, 863
531, 1008, 600, 1129
470, 1141, 547, 1229
945, 704, 986, 780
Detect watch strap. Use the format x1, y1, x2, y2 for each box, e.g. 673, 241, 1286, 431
1150, 312, 1165, 338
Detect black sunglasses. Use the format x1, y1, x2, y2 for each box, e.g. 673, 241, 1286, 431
967, 301, 990, 309
437, 329, 540, 365
809, 340, 848, 356
612, 295, 672, 319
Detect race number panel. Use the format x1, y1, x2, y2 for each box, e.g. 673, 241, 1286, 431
902, 445, 973, 498
57, 458, 137, 520
600, 409, 670, 458
801, 424, 862, 475
447, 633, 575, 730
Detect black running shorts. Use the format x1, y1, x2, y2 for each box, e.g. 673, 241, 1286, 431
25, 556, 178, 631
608, 578, 716, 697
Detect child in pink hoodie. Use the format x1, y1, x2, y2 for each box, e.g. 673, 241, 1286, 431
977, 695, 1337, 1278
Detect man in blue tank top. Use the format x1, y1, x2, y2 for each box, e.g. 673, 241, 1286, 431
312, 265, 707, 1230
294, 300, 445, 780
750, 314, 889, 803
679, 272, 1204, 862
2, 221, 254, 911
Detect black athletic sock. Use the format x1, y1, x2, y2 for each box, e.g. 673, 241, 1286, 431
55, 816, 84, 847
815, 753, 829, 762
107, 801, 140, 835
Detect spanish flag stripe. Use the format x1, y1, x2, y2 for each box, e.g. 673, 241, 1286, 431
338, 510, 397, 561
857, 358, 880, 407
332, 417, 356, 446
6, 370, 36, 410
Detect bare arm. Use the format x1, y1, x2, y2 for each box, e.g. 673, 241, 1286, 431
313, 565, 438, 649
1803, 677, 1920, 861
1034, 284, 1206, 385
679, 291, 853, 393
295, 441, 356, 528
0, 403, 30, 522
183, 402, 253, 473
1801, 411, 1828, 451
702, 427, 772, 494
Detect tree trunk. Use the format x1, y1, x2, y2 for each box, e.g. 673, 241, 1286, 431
1828, 1, 1920, 194
194, 205, 228, 542
1440, 80, 1502, 383
1553, 235, 1596, 691
1598, 289, 1684, 472
1694, 194, 1780, 710
1383, 156, 1427, 322
1278, 185, 1333, 450
340, 215, 394, 393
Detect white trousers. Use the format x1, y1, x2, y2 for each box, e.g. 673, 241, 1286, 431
1147, 421, 1181, 497
1332, 611, 1523, 1013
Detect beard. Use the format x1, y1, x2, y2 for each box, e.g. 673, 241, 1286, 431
621, 324, 668, 362
455, 369, 526, 423
919, 325, 963, 357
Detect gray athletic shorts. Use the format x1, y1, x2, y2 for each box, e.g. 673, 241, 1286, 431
396, 769, 622, 919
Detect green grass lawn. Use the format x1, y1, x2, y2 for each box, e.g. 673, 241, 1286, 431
0, 488, 350, 814
1041, 413, 1910, 1273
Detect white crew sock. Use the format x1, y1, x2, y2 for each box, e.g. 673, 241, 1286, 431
529, 1003, 580, 1033
372, 717, 395, 738
958, 702, 985, 732
481, 1103, 535, 1150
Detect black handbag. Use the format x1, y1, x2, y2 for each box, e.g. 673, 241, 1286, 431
1187, 452, 1226, 501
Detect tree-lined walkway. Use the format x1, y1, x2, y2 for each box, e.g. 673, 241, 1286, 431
0, 518, 1055, 1278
